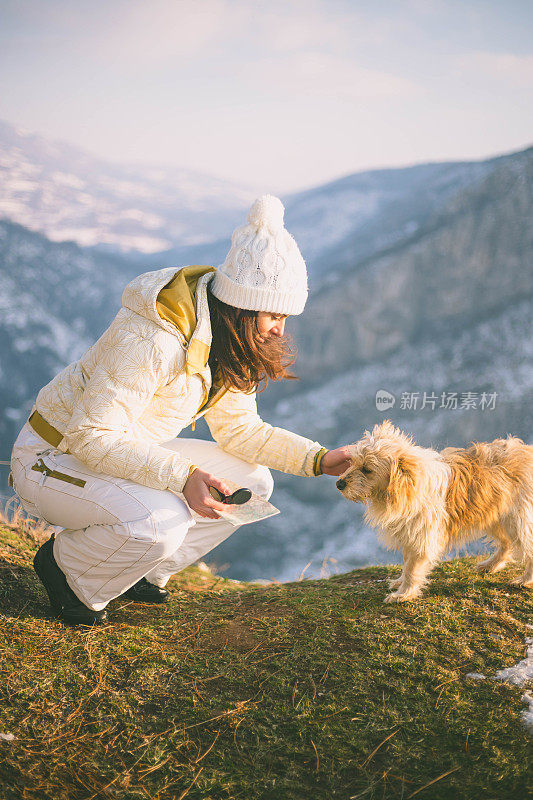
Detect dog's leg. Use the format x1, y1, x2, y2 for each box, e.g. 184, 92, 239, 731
384, 551, 434, 603
388, 547, 411, 588
510, 512, 533, 587
388, 554, 405, 589
476, 548, 511, 574
505, 503, 533, 587
510, 558, 533, 588
476, 523, 513, 574
388, 575, 403, 589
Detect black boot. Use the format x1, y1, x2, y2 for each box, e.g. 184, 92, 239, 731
33, 536, 107, 626
123, 577, 169, 604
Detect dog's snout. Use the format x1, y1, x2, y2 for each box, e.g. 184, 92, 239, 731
336, 478, 347, 490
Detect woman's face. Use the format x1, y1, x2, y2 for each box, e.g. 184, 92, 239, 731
255, 311, 288, 343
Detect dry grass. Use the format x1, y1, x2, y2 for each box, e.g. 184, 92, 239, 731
0, 502, 530, 800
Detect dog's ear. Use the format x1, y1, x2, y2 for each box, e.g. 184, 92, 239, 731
373, 419, 400, 439
386, 453, 420, 514
375, 420, 416, 449
373, 420, 390, 436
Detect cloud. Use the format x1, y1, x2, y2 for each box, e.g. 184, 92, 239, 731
93, 0, 249, 65
80, 0, 408, 70
245, 51, 421, 101
456, 51, 533, 87
254, 0, 396, 52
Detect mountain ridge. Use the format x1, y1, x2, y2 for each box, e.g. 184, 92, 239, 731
1, 135, 531, 581
0, 119, 256, 254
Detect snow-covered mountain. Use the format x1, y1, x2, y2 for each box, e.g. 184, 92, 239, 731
0, 119, 256, 254
143, 144, 530, 290
283, 158, 495, 276
2, 117, 529, 284
282, 145, 533, 380
0, 219, 139, 453
1, 131, 531, 583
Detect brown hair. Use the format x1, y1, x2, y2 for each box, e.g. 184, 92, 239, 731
207, 286, 299, 394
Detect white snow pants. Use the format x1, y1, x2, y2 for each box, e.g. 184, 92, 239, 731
10, 421, 274, 610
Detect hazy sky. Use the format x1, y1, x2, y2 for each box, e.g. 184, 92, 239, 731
1, 0, 532, 193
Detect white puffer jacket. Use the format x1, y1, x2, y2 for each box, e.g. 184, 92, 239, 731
34, 266, 325, 494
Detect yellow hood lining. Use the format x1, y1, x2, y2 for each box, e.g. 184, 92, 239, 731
156, 265, 216, 376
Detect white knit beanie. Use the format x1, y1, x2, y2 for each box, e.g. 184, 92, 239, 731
210, 194, 308, 315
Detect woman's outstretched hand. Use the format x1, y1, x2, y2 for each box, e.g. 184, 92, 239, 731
183, 469, 233, 519
321, 446, 353, 477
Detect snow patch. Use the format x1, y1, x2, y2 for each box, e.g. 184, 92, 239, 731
494, 637, 533, 735
495, 637, 533, 686
521, 693, 533, 733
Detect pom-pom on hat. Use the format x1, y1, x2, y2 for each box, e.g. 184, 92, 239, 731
210, 194, 308, 315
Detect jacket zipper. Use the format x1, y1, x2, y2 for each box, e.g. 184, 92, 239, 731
191, 385, 229, 431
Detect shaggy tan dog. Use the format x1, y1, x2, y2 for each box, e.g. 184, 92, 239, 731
336, 420, 533, 602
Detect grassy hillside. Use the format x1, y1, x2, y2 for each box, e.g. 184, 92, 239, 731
0, 513, 530, 800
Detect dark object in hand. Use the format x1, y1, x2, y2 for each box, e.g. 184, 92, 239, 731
209, 486, 252, 505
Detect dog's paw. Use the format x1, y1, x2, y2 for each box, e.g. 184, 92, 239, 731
510, 576, 533, 588
384, 589, 421, 604
384, 592, 404, 603
388, 577, 403, 589
384, 593, 398, 603
476, 557, 509, 574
